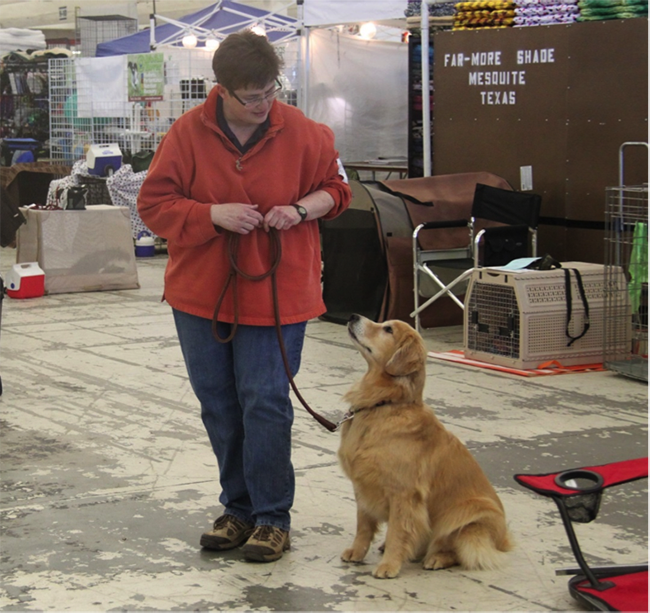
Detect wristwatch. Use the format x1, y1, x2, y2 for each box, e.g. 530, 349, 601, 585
291, 204, 308, 222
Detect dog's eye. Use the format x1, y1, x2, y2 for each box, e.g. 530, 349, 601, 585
383, 325, 393, 334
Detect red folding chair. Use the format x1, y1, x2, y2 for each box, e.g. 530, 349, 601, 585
515, 458, 648, 612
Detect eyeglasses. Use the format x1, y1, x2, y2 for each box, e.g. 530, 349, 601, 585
229, 79, 283, 108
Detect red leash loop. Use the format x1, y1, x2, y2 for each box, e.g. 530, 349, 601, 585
212, 229, 337, 432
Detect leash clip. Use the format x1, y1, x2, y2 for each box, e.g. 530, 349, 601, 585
335, 410, 355, 431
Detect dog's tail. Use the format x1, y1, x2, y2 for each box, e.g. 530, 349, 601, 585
455, 519, 513, 571
439, 497, 513, 571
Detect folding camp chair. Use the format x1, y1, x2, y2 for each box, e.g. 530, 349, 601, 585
411, 183, 541, 332
515, 458, 648, 612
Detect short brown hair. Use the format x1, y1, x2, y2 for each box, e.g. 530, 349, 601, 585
212, 30, 283, 91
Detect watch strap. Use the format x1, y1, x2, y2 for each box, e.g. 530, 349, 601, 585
291, 204, 308, 221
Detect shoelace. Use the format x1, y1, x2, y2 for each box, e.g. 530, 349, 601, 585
253, 525, 279, 543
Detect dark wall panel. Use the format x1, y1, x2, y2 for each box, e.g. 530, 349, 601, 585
432, 19, 648, 261
566, 120, 647, 221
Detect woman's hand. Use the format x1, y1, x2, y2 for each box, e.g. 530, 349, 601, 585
211, 204, 264, 234
263, 205, 303, 232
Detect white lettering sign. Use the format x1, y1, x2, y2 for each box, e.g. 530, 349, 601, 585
469, 71, 526, 86
480, 91, 516, 105
442, 47, 555, 105
517, 48, 555, 64
471, 51, 502, 66
444, 53, 470, 67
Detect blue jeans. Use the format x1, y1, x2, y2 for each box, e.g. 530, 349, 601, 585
173, 309, 306, 532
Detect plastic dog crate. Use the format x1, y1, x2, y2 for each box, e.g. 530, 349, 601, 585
464, 262, 629, 369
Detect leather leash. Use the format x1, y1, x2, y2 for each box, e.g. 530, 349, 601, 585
212, 229, 338, 432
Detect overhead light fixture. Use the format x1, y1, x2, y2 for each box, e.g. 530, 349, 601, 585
205, 37, 219, 51
359, 22, 377, 40
182, 33, 198, 49
251, 24, 266, 37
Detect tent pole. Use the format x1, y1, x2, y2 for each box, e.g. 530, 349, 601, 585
302, 27, 310, 117
149, 14, 156, 50
421, 0, 433, 177
296, 0, 309, 116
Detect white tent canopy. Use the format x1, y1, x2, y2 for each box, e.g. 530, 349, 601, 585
306, 29, 407, 163
303, 0, 406, 26
96, 0, 298, 56
300, 0, 408, 162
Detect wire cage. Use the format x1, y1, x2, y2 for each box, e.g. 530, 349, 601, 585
604, 185, 648, 381
77, 16, 138, 58
47, 43, 299, 166
48, 52, 216, 165
0, 58, 50, 145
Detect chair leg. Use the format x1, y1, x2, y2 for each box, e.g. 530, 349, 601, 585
410, 268, 474, 320
414, 253, 422, 334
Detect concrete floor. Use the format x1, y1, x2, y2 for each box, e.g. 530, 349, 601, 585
0, 248, 647, 612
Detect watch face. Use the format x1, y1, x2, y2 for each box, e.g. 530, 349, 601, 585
295, 205, 307, 220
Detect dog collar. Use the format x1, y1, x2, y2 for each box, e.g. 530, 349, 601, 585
336, 400, 391, 430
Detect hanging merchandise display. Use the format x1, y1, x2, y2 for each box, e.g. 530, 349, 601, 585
577, 0, 648, 20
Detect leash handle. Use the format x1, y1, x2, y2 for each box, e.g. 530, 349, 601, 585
212, 229, 337, 433
270, 272, 338, 432
212, 231, 281, 343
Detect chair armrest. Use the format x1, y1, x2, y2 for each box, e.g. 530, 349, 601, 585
420, 219, 469, 230
514, 457, 648, 498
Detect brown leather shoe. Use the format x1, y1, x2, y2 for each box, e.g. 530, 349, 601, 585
241, 525, 290, 562
200, 514, 254, 551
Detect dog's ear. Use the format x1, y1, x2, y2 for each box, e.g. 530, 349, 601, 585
385, 335, 423, 377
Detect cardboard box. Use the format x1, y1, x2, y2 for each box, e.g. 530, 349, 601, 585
16, 205, 139, 294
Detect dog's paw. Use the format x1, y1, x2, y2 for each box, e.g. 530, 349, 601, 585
372, 561, 401, 579
423, 552, 457, 570
341, 548, 366, 563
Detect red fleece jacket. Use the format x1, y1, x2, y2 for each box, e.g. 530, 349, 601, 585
137, 88, 351, 326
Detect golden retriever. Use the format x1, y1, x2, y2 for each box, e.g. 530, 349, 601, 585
338, 314, 512, 579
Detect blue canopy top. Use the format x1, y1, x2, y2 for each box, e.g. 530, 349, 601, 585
96, 0, 298, 56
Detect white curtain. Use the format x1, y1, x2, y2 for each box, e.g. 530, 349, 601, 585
307, 28, 408, 163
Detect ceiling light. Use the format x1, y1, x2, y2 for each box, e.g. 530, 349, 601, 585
251, 25, 266, 37
182, 33, 198, 49
205, 37, 219, 51
359, 22, 377, 40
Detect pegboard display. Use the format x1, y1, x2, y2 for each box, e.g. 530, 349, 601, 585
432, 19, 648, 262
48, 52, 216, 165
0, 58, 49, 144
47, 44, 298, 167
604, 185, 648, 381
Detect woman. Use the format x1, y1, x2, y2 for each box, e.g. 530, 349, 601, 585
137, 30, 351, 563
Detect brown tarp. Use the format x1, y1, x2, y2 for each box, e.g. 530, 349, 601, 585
381, 171, 513, 250
379, 172, 513, 327
0, 162, 71, 201
323, 172, 513, 328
